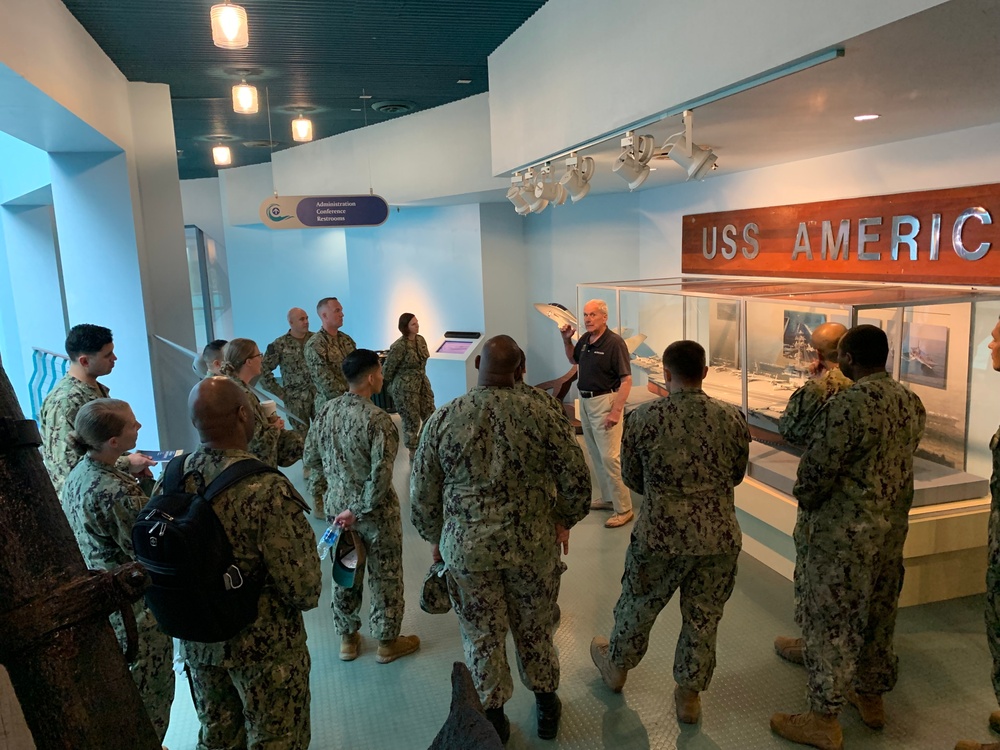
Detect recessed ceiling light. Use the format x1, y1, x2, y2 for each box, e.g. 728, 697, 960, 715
457, 79, 472, 84
351, 108, 361, 112
854, 113, 880, 121
359, 94, 373, 100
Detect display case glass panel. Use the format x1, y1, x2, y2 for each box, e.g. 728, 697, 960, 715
578, 276, 1000, 502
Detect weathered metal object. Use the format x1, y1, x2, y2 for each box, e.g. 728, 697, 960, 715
0, 361, 160, 749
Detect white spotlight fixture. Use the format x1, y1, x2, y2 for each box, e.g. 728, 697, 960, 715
232, 79, 258, 114
664, 110, 718, 181
559, 153, 595, 203
534, 163, 567, 208
613, 132, 655, 190
211, 1, 249, 49
292, 115, 314, 142
507, 173, 531, 215
212, 145, 232, 166
853, 113, 880, 121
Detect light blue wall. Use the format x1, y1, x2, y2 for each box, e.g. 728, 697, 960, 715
49, 151, 158, 439
0, 131, 50, 204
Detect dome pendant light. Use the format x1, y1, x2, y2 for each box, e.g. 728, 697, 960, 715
211, 1, 249, 49
292, 115, 313, 142
232, 79, 258, 114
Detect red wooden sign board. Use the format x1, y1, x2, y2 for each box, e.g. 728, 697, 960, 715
681, 183, 1000, 285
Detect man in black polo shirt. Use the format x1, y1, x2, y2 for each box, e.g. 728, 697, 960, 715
560, 299, 634, 528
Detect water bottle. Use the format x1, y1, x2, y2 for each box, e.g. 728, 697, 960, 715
317, 523, 342, 560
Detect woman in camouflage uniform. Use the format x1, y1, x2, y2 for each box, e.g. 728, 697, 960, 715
382, 313, 435, 459
220, 338, 303, 468
61, 398, 174, 742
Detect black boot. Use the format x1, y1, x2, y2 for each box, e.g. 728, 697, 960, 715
535, 691, 561, 740
484, 707, 510, 744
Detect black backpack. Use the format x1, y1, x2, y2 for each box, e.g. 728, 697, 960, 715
132, 454, 279, 643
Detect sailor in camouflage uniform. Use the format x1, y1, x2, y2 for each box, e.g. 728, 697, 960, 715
304, 349, 420, 664
40, 323, 154, 496
304, 297, 357, 411
382, 313, 435, 458
61, 398, 174, 741
304, 297, 356, 510
154, 377, 322, 750
220, 338, 304, 469
772, 325, 925, 750
775, 322, 851, 665
259, 307, 316, 438
955, 317, 1000, 750
589, 341, 750, 725
411, 335, 591, 743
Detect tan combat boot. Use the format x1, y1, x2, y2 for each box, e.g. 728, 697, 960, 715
770, 711, 844, 750
674, 686, 701, 724
955, 742, 1000, 750
589, 636, 627, 692
377, 634, 420, 663
339, 631, 361, 661
990, 710, 1000, 734
774, 635, 805, 665
846, 688, 885, 729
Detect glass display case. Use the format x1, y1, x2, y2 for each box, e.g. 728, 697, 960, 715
578, 276, 1000, 505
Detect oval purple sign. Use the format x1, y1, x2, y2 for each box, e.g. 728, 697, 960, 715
295, 195, 389, 227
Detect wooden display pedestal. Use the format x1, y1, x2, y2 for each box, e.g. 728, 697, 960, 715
735, 476, 989, 607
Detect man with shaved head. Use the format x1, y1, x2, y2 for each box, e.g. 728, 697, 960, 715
411, 335, 591, 743
774, 321, 852, 665
158, 377, 322, 750
260, 307, 316, 437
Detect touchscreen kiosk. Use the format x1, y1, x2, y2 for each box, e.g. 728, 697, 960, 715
426, 332, 484, 403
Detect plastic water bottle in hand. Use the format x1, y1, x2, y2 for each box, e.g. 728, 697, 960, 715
317, 523, 342, 560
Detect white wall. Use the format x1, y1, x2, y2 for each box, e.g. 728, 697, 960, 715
180, 178, 226, 245
488, 0, 948, 173
271, 94, 507, 205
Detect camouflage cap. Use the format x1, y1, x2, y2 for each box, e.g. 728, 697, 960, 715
419, 561, 452, 615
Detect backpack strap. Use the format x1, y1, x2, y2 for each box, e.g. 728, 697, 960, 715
162, 453, 192, 494
203, 458, 279, 502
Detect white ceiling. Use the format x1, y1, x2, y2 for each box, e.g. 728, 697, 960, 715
519, 0, 1000, 198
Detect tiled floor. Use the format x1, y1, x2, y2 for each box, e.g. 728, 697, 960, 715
163, 423, 1000, 749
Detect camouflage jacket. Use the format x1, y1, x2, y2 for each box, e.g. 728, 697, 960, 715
259, 330, 316, 401
304, 393, 398, 519
383, 335, 431, 397
40, 374, 129, 495
304, 328, 357, 405
794, 372, 926, 545
622, 387, 750, 555
62, 454, 146, 571
988, 425, 1000, 566
410, 386, 591, 572
779, 367, 853, 447
230, 376, 303, 468
515, 381, 571, 425
152, 448, 321, 667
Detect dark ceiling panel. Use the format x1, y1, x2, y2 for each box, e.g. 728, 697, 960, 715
62, 0, 546, 179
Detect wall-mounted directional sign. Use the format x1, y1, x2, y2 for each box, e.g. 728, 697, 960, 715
260, 195, 389, 229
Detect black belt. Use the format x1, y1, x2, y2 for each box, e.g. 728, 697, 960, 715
579, 388, 618, 399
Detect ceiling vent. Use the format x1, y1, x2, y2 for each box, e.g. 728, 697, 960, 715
242, 139, 282, 149
371, 100, 414, 114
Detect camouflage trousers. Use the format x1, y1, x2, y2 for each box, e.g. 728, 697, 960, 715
608, 544, 738, 691
185, 644, 311, 750
112, 604, 174, 742
797, 521, 906, 714
389, 384, 434, 450
987, 506, 1000, 702
303, 437, 328, 515
332, 511, 405, 641
449, 555, 559, 709
283, 390, 315, 438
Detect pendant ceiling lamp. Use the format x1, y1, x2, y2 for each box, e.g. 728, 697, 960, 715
232, 80, 258, 114
292, 115, 313, 142
211, 1, 249, 49
213, 145, 232, 166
